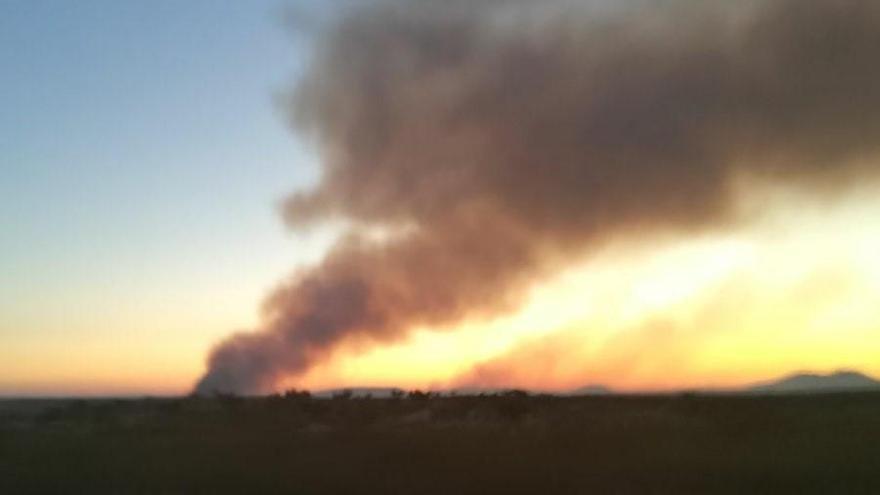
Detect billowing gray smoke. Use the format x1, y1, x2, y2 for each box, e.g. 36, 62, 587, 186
195, 0, 880, 395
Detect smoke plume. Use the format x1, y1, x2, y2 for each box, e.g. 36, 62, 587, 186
195, 0, 880, 395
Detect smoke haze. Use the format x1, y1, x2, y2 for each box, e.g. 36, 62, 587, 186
196, 0, 880, 395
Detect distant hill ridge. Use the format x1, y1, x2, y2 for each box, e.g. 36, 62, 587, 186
567, 384, 614, 396
747, 370, 880, 394
306, 371, 879, 398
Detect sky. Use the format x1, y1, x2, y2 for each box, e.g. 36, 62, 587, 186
2, 0, 879, 397
0, 0, 327, 395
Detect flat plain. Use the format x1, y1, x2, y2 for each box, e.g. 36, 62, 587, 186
2, 392, 879, 494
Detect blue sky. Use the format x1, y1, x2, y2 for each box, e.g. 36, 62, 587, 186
0, 1, 333, 394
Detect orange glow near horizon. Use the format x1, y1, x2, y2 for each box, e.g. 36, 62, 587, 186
3, 186, 879, 396
293, 186, 880, 393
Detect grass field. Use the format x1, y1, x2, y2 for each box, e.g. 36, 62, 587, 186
2, 392, 880, 494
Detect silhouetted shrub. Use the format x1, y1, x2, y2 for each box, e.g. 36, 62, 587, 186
215, 392, 243, 412
332, 389, 353, 400
283, 388, 312, 400
407, 390, 430, 401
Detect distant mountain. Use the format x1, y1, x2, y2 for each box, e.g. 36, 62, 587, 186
568, 384, 613, 396
301, 371, 880, 398
747, 370, 880, 394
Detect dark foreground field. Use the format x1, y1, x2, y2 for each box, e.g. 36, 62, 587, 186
2, 392, 880, 494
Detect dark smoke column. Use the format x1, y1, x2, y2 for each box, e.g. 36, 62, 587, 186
195, 0, 880, 395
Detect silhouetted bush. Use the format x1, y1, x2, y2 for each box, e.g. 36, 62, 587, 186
283, 388, 312, 400
331, 389, 353, 400
500, 389, 530, 399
